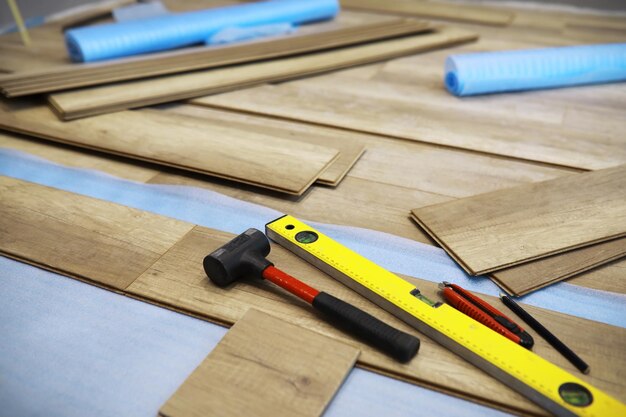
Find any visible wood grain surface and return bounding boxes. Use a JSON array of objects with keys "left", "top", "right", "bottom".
[
  {"left": 0, "top": 43, "right": 68, "bottom": 73},
  {"left": 411, "top": 165, "right": 626, "bottom": 275},
  {"left": 47, "top": 26, "right": 477, "bottom": 119},
  {"left": 159, "top": 308, "right": 359, "bottom": 417},
  {"left": 0, "top": 100, "right": 339, "bottom": 195},
  {"left": 490, "top": 237, "right": 626, "bottom": 296},
  {"left": 0, "top": 131, "right": 160, "bottom": 182},
  {"left": 410, "top": 211, "right": 626, "bottom": 295},
  {"left": 341, "top": 0, "right": 514, "bottom": 26},
  {"left": 156, "top": 105, "right": 365, "bottom": 186},
  {"left": 0, "top": 176, "right": 193, "bottom": 290}
]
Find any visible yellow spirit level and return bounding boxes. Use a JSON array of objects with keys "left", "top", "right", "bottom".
[{"left": 266, "top": 215, "right": 625, "bottom": 417}]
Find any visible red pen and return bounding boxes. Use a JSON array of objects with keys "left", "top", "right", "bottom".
[{"left": 439, "top": 282, "right": 534, "bottom": 349}]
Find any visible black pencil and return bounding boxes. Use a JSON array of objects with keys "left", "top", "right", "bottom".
[{"left": 499, "top": 293, "right": 590, "bottom": 374}]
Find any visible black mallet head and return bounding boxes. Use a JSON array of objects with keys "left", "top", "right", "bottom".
[{"left": 203, "top": 228, "right": 273, "bottom": 287}]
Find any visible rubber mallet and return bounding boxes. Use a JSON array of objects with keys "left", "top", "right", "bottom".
[{"left": 203, "top": 228, "right": 420, "bottom": 362}]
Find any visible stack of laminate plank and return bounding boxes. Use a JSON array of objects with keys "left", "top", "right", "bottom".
[
  {"left": 410, "top": 165, "right": 626, "bottom": 295},
  {"left": 0, "top": 1, "right": 479, "bottom": 196},
  {"left": 0, "top": 18, "right": 433, "bottom": 97},
  {"left": 0, "top": 99, "right": 366, "bottom": 194},
  {"left": 0, "top": 5, "right": 480, "bottom": 121},
  {"left": 45, "top": 25, "right": 476, "bottom": 120}
]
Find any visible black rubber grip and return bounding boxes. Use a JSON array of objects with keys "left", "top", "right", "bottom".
[{"left": 312, "top": 292, "right": 420, "bottom": 362}]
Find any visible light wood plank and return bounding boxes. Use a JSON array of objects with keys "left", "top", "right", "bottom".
[
  {"left": 159, "top": 308, "right": 359, "bottom": 417},
  {"left": 566, "top": 259, "right": 626, "bottom": 294},
  {"left": 341, "top": 0, "right": 514, "bottom": 26},
  {"left": 157, "top": 105, "right": 365, "bottom": 186},
  {"left": 491, "top": 237, "right": 626, "bottom": 296},
  {"left": 195, "top": 74, "right": 626, "bottom": 171},
  {"left": 0, "top": 176, "right": 193, "bottom": 290},
  {"left": 0, "top": 99, "right": 339, "bottom": 195},
  {"left": 411, "top": 165, "right": 626, "bottom": 275},
  {"left": 0, "top": 43, "right": 68, "bottom": 73},
  {"left": 47, "top": 26, "right": 477, "bottom": 119},
  {"left": 0, "top": 131, "right": 160, "bottom": 183}
]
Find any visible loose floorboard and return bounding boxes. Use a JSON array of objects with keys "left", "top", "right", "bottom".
[
  {"left": 490, "top": 237, "right": 626, "bottom": 296},
  {"left": 156, "top": 105, "right": 366, "bottom": 186},
  {"left": 159, "top": 309, "right": 359, "bottom": 417},
  {"left": 0, "top": 176, "right": 193, "bottom": 290},
  {"left": 47, "top": 26, "right": 477, "bottom": 120},
  {"left": 4, "top": 128, "right": 620, "bottom": 295},
  {"left": 0, "top": 99, "right": 339, "bottom": 195},
  {"left": 410, "top": 212, "right": 626, "bottom": 296},
  {"left": 0, "top": 131, "right": 160, "bottom": 182},
  {"left": 410, "top": 165, "right": 626, "bottom": 275},
  {"left": 341, "top": 0, "right": 514, "bottom": 26}
]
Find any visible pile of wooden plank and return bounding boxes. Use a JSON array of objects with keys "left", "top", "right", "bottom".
[
  {"left": 411, "top": 166, "right": 626, "bottom": 295},
  {"left": 0, "top": 1, "right": 477, "bottom": 195},
  {"left": 2, "top": 1, "right": 625, "bottom": 416}
]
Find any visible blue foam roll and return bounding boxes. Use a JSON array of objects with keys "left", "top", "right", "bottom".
[
  {"left": 445, "top": 43, "right": 626, "bottom": 96},
  {"left": 65, "top": 0, "right": 340, "bottom": 62}
]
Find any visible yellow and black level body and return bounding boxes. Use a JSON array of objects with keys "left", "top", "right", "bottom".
[{"left": 266, "top": 215, "right": 625, "bottom": 417}]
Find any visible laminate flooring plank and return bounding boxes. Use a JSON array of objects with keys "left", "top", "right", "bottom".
[
  {"left": 0, "top": 44, "right": 69, "bottom": 73},
  {"left": 194, "top": 74, "right": 626, "bottom": 171},
  {"left": 0, "top": 100, "right": 338, "bottom": 195},
  {"left": 410, "top": 211, "right": 626, "bottom": 295},
  {"left": 47, "top": 26, "right": 478, "bottom": 120},
  {"left": 410, "top": 165, "right": 626, "bottom": 275},
  {"left": 0, "top": 176, "right": 193, "bottom": 290},
  {"left": 159, "top": 309, "right": 359, "bottom": 417},
  {"left": 566, "top": 259, "right": 626, "bottom": 294},
  {"left": 157, "top": 105, "right": 365, "bottom": 186},
  {"left": 341, "top": 0, "right": 514, "bottom": 26},
  {"left": 490, "top": 238, "right": 626, "bottom": 296},
  {"left": 0, "top": 16, "right": 431, "bottom": 97},
  {"left": 0, "top": 131, "right": 160, "bottom": 183}
]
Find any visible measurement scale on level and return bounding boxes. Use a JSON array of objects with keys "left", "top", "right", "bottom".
[{"left": 265, "top": 215, "right": 625, "bottom": 417}]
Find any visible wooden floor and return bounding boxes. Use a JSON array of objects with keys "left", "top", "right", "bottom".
[{"left": 0, "top": 0, "right": 625, "bottom": 415}]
